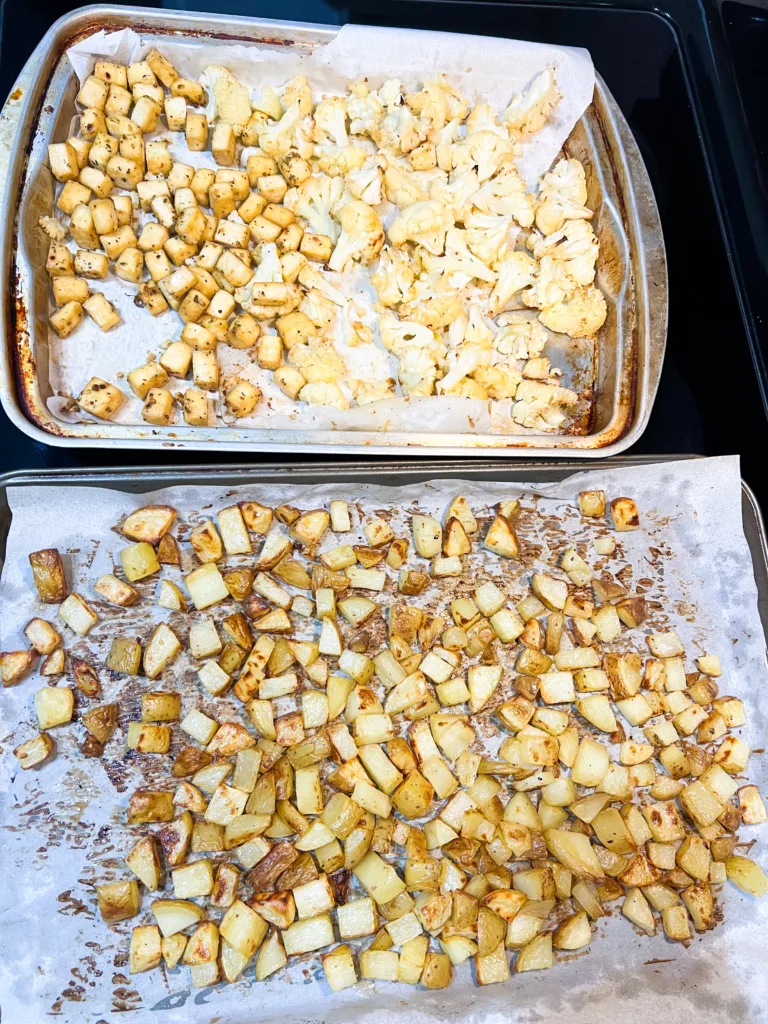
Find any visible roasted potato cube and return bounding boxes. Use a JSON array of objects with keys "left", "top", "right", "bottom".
[
  {"left": 82, "top": 292, "right": 121, "bottom": 331},
  {"left": 106, "top": 637, "right": 142, "bottom": 675},
  {"left": 300, "top": 232, "right": 333, "bottom": 262},
  {"left": 610, "top": 497, "right": 640, "bottom": 531},
  {"left": 274, "top": 366, "right": 306, "bottom": 400},
  {"left": 14, "top": 732, "right": 56, "bottom": 769},
  {"left": 142, "top": 388, "right": 174, "bottom": 426},
  {"left": 143, "top": 623, "right": 182, "bottom": 679},
  {"left": 212, "top": 122, "right": 236, "bottom": 165},
  {"left": 24, "top": 618, "right": 61, "bottom": 655},
  {"left": 49, "top": 301, "right": 84, "bottom": 338},
  {"left": 97, "top": 880, "right": 140, "bottom": 922},
  {"left": 185, "top": 111, "right": 208, "bottom": 151},
  {"left": 48, "top": 141, "right": 79, "bottom": 182},
  {"left": 29, "top": 548, "right": 67, "bottom": 603},
  {"left": 225, "top": 379, "right": 262, "bottom": 418}
]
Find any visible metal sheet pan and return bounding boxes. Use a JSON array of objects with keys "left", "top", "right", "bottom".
[{"left": 0, "top": 6, "right": 667, "bottom": 456}]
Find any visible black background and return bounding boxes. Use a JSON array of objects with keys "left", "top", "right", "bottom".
[{"left": 1, "top": 0, "right": 766, "bottom": 499}]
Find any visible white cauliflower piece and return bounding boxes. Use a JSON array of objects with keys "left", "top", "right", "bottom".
[
  {"left": 345, "top": 161, "right": 384, "bottom": 206},
  {"left": 300, "top": 289, "right": 339, "bottom": 329},
  {"left": 503, "top": 67, "right": 561, "bottom": 136},
  {"left": 398, "top": 347, "right": 443, "bottom": 396},
  {"left": 466, "top": 103, "right": 508, "bottom": 139},
  {"left": 376, "top": 105, "right": 428, "bottom": 155},
  {"left": 429, "top": 168, "right": 478, "bottom": 224},
  {"left": 294, "top": 113, "right": 317, "bottom": 161},
  {"left": 384, "top": 164, "right": 428, "bottom": 208},
  {"left": 511, "top": 379, "right": 577, "bottom": 430},
  {"left": 537, "top": 285, "right": 607, "bottom": 338},
  {"left": 532, "top": 218, "right": 598, "bottom": 286},
  {"left": 297, "top": 264, "right": 347, "bottom": 306},
  {"left": 299, "top": 382, "right": 349, "bottom": 410},
  {"left": 473, "top": 361, "right": 523, "bottom": 400},
  {"left": 471, "top": 166, "right": 535, "bottom": 227},
  {"left": 379, "top": 315, "right": 443, "bottom": 358},
  {"left": 258, "top": 101, "right": 301, "bottom": 158},
  {"left": 454, "top": 130, "right": 516, "bottom": 183},
  {"left": 408, "top": 74, "right": 469, "bottom": 131},
  {"left": 284, "top": 174, "right": 346, "bottom": 242},
  {"left": 465, "top": 210, "right": 514, "bottom": 265},
  {"left": 465, "top": 302, "right": 496, "bottom": 347},
  {"left": 347, "top": 84, "right": 384, "bottom": 136},
  {"left": 421, "top": 227, "right": 497, "bottom": 284},
  {"left": 535, "top": 157, "right": 592, "bottom": 234},
  {"left": 203, "top": 66, "right": 251, "bottom": 127},
  {"left": 523, "top": 356, "right": 553, "bottom": 379},
  {"left": 351, "top": 378, "right": 397, "bottom": 405},
  {"left": 430, "top": 118, "right": 464, "bottom": 171},
  {"left": 370, "top": 247, "right": 417, "bottom": 307},
  {"left": 488, "top": 251, "right": 539, "bottom": 315},
  {"left": 437, "top": 343, "right": 493, "bottom": 394},
  {"left": 388, "top": 200, "right": 452, "bottom": 255},
  {"left": 445, "top": 378, "right": 490, "bottom": 400},
  {"left": 313, "top": 96, "right": 349, "bottom": 147},
  {"left": 252, "top": 86, "right": 283, "bottom": 121},
  {"left": 494, "top": 314, "right": 549, "bottom": 359},
  {"left": 377, "top": 79, "right": 405, "bottom": 111},
  {"left": 39, "top": 216, "right": 67, "bottom": 241},
  {"left": 314, "top": 144, "right": 368, "bottom": 176},
  {"left": 289, "top": 340, "right": 346, "bottom": 383},
  {"left": 254, "top": 243, "right": 283, "bottom": 283},
  {"left": 398, "top": 289, "right": 463, "bottom": 331},
  {"left": 328, "top": 200, "right": 385, "bottom": 272},
  {"left": 281, "top": 75, "right": 313, "bottom": 117},
  {"left": 522, "top": 255, "right": 576, "bottom": 310}
]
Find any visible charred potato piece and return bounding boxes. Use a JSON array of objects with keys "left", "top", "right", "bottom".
[{"left": 29, "top": 548, "right": 67, "bottom": 603}]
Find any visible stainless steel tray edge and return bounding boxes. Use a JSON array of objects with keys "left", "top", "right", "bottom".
[{"left": 0, "top": 5, "right": 667, "bottom": 457}]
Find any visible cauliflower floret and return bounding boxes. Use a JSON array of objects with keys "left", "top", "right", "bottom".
[
  {"left": 351, "top": 378, "right": 397, "bottom": 405},
  {"left": 465, "top": 302, "right": 496, "bottom": 347},
  {"left": 388, "top": 200, "right": 452, "bottom": 255},
  {"left": 430, "top": 118, "right": 464, "bottom": 172},
  {"left": 252, "top": 86, "right": 283, "bottom": 121},
  {"left": 377, "top": 79, "right": 405, "bottom": 112},
  {"left": 294, "top": 113, "right": 317, "bottom": 161},
  {"left": 537, "top": 285, "right": 607, "bottom": 338},
  {"left": 511, "top": 379, "right": 577, "bottom": 430},
  {"left": 437, "top": 343, "right": 493, "bottom": 394},
  {"left": 408, "top": 74, "right": 469, "bottom": 132},
  {"left": 420, "top": 227, "right": 497, "bottom": 284},
  {"left": 300, "top": 289, "right": 340, "bottom": 329},
  {"left": 465, "top": 210, "right": 514, "bottom": 265},
  {"left": 466, "top": 103, "right": 508, "bottom": 140},
  {"left": 398, "top": 347, "right": 443, "bottom": 396},
  {"left": 375, "top": 106, "right": 428, "bottom": 155},
  {"left": 299, "top": 382, "right": 349, "bottom": 410},
  {"left": 473, "top": 362, "right": 523, "bottom": 400},
  {"left": 254, "top": 243, "right": 284, "bottom": 283},
  {"left": 241, "top": 285, "right": 303, "bottom": 321},
  {"left": 258, "top": 101, "right": 301, "bottom": 158},
  {"left": 347, "top": 84, "right": 384, "bottom": 136},
  {"left": 371, "top": 247, "right": 417, "bottom": 307},
  {"left": 328, "top": 200, "right": 385, "bottom": 272},
  {"left": 454, "top": 130, "right": 516, "bottom": 183},
  {"left": 384, "top": 164, "right": 428, "bottom": 208},
  {"left": 345, "top": 161, "right": 384, "bottom": 206},
  {"left": 523, "top": 356, "right": 553, "bottom": 379},
  {"left": 399, "top": 290, "right": 463, "bottom": 331},
  {"left": 503, "top": 67, "right": 561, "bottom": 136},
  {"left": 429, "top": 168, "right": 479, "bottom": 224},
  {"left": 203, "top": 66, "right": 252, "bottom": 127},
  {"left": 281, "top": 75, "right": 313, "bottom": 117},
  {"left": 288, "top": 340, "right": 346, "bottom": 383},
  {"left": 535, "top": 157, "right": 592, "bottom": 234},
  {"left": 379, "top": 315, "right": 443, "bottom": 358},
  {"left": 315, "top": 144, "right": 368, "bottom": 177},
  {"left": 532, "top": 219, "right": 598, "bottom": 286},
  {"left": 284, "top": 174, "right": 346, "bottom": 242},
  {"left": 494, "top": 314, "right": 549, "bottom": 359},
  {"left": 471, "top": 166, "right": 535, "bottom": 227},
  {"left": 39, "top": 216, "right": 67, "bottom": 241},
  {"left": 297, "top": 265, "right": 347, "bottom": 306},
  {"left": 313, "top": 96, "right": 349, "bottom": 147},
  {"left": 522, "top": 255, "right": 576, "bottom": 310},
  {"left": 445, "top": 377, "right": 489, "bottom": 400},
  {"left": 488, "top": 251, "right": 539, "bottom": 315}
]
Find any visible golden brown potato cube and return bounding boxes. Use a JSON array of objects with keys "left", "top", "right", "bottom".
[
  {"left": 300, "top": 233, "right": 333, "bottom": 262},
  {"left": 271, "top": 366, "right": 305, "bottom": 401},
  {"left": 261, "top": 204, "right": 293, "bottom": 231},
  {"left": 79, "top": 165, "right": 113, "bottom": 198},
  {"left": 183, "top": 388, "right": 210, "bottom": 426},
  {"left": 175, "top": 206, "right": 207, "bottom": 246},
  {"left": 48, "top": 141, "right": 80, "bottom": 182},
  {"left": 255, "top": 333, "right": 282, "bottom": 370},
  {"left": 279, "top": 151, "right": 311, "bottom": 187},
  {"left": 113, "top": 246, "right": 142, "bottom": 284},
  {"left": 57, "top": 179, "right": 91, "bottom": 215},
  {"left": 179, "top": 289, "right": 210, "bottom": 324},
  {"left": 127, "top": 60, "right": 156, "bottom": 89},
  {"left": 138, "top": 281, "right": 168, "bottom": 316},
  {"left": 97, "top": 880, "right": 140, "bottom": 922},
  {"left": 237, "top": 191, "right": 266, "bottom": 224},
  {"left": 49, "top": 300, "right": 84, "bottom": 338},
  {"left": 72, "top": 249, "right": 107, "bottom": 280},
  {"left": 14, "top": 732, "right": 56, "bottom": 769},
  {"left": 158, "top": 342, "right": 192, "bottom": 380},
  {"left": 225, "top": 379, "right": 262, "bottom": 418},
  {"left": 1, "top": 649, "right": 37, "bottom": 687},
  {"left": 578, "top": 490, "right": 606, "bottom": 517},
  {"left": 249, "top": 215, "right": 282, "bottom": 244},
  {"left": 278, "top": 222, "right": 304, "bottom": 253},
  {"left": 24, "top": 617, "right": 61, "bottom": 655},
  {"left": 275, "top": 310, "right": 316, "bottom": 349},
  {"left": 224, "top": 313, "right": 258, "bottom": 351},
  {"left": 83, "top": 703, "right": 119, "bottom": 744},
  {"left": 217, "top": 249, "right": 253, "bottom": 287},
  {"left": 213, "top": 219, "right": 249, "bottom": 248},
  {"left": 69, "top": 205, "right": 99, "bottom": 249},
  {"left": 145, "top": 47, "right": 178, "bottom": 87},
  {"left": 185, "top": 111, "right": 208, "bottom": 152},
  {"left": 52, "top": 276, "right": 89, "bottom": 307},
  {"left": 47, "top": 241, "right": 75, "bottom": 277},
  {"left": 128, "top": 790, "right": 175, "bottom": 824},
  {"left": 77, "top": 377, "right": 125, "bottom": 419},
  {"left": 130, "top": 96, "right": 161, "bottom": 133},
  {"left": 107, "top": 637, "right": 142, "bottom": 675},
  {"left": 142, "top": 388, "right": 174, "bottom": 426},
  {"left": 105, "top": 153, "right": 142, "bottom": 190},
  {"left": 88, "top": 131, "right": 118, "bottom": 170},
  {"left": 127, "top": 361, "right": 168, "bottom": 400},
  {"left": 163, "top": 94, "right": 186, "bottom": 131},
  {"left": 211, "top": 122, "right": 236, "bottom": 165},
  {"left": 171, "top": 78, "right": 207, "bottom": 104},
  {"left": 142, "top": 691, "right": 181, "bottom": 723},
  {"left": 129, "top": 925, "right": 162, "bottom": 975},
  {"left": 89, "top": 197, "right": 118, "bottom": 236},
  {"left": 208, "top": 181, "right": 235, "bottom": 218},
  {"left": 192, "top": 350, "right": 219, "bottom": 391},
  {"left": 610, "top": 497, "right": 640, "bottom": 531},
  {"left": 77, "top": 74, "right": 109, "bottom": 110},
  {"left": 95, "top": 61, "right": 128, "bottom": 88},
  {"left": 114, "top": 197, "right": 135, "bottom": 231},
  {"left": 127, "top": 722, "right": 171, "bottom": 754},
  {"left": 256, "top": 174, "right": 288, "bottom": 204},
  {"left": 28, "top": 548, "right": 67, "bottom": 603},
  {"left": 81, "top": 107, "right": 108, "bottom": 139},
  {"left": 138, "top": 221, "right": 168, "bottom": 252}
]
